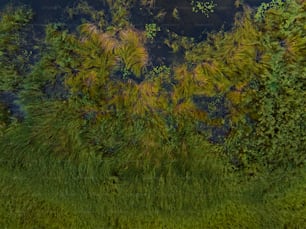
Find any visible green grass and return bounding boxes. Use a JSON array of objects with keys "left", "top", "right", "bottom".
[{"left": 0, "top": 124, "right": 305, "bottom": 228}]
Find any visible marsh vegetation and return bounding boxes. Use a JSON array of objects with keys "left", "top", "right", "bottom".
[{"left": 0, "top": 0, "right": 305, "bottom": 228}]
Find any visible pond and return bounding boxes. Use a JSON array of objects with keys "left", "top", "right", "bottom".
[
  {"left": 1, "top": 0, "right": 270, "bottom": 38},
  {"left": 0, "top": 0, "right": 270, "bottom": 140}
]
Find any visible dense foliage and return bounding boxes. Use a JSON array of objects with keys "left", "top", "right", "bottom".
[{"left": 0, "top": 0, "right": 305, "bottom": 228}]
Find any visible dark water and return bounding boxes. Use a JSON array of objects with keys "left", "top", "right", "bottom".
[
  {"left": 0, "top": 0, "right": 270, "bottom": 37},
  {"left": 0, "top": 0, "right": 73, "bottom": 22},
  {"left": 153, "top": 0, "right": 270, "bottom": 37},
  {"left": 0, "top": 0, "right": 270, "bottom": 72}
]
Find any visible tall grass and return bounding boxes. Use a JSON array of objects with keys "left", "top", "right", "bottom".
[{"left": 1, "top": 120, "right": 305, "bottom": 228}]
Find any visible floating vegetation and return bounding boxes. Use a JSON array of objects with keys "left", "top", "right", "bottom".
[{"left": 191, "top": 0, "right": 217, "bottom": 17}]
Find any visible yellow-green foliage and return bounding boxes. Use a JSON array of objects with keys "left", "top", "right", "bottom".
[
  {"left": 225, "top": 0, "right": 306, "bottom": 171},
  {"left": 0, "top": 6, "right": 32, "bottom": 133},
  {"left": 65, "top": 23, "right": 149, "bottom": 104},
  {"left": 106, "top": 0, "right": 137, "bottom": 28},
  {"left": 116, "top": 29, "right": 149, "bottom": 77},
  {"left": 24, "top": 21, "right": 149, "bottom": 117},
  {"left": 0, "top": 5, "right": 33, "bottom": 91},
  {"left": 182, "top": 8, "right": 266, "bottom": 125},
  {"left": 66, "top": 0, "right": 108, "bottom": 30}
]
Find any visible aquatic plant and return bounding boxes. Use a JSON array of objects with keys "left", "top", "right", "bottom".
[
  {"left": 20, "top": 18, "right": 157, "bottom": 161},
  {"left": 0, "top": 5, "right": 33, "bottom": 133},
  {"left": 140, "top": 0, "right": 155, "bottom": 8},
  {"left": 191, "top": 0, "right": 216, "bottom": 17},
  {"left": 65, "top": 0, "right": 107, "bottom": 30},
  {"left": 145, "top": 23, "right": 160, "bottom": 41},
  {"left": 116, "top": 29, "right": 149, "bottom": 77},
  {"left": 0, "top": 5, "right": 33, "bottom": 92},
  {"left": 225, "top": 0, "right": 306, "bottom": 172},
  {"left": 254, "top": 0, "right": 285, "bottom": 22},
  {"left": 171, "top": 8, "right": 261, "bottom": 130},
  {"left": 106, "top": 0, "right": 136, "bottom": 29}
]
